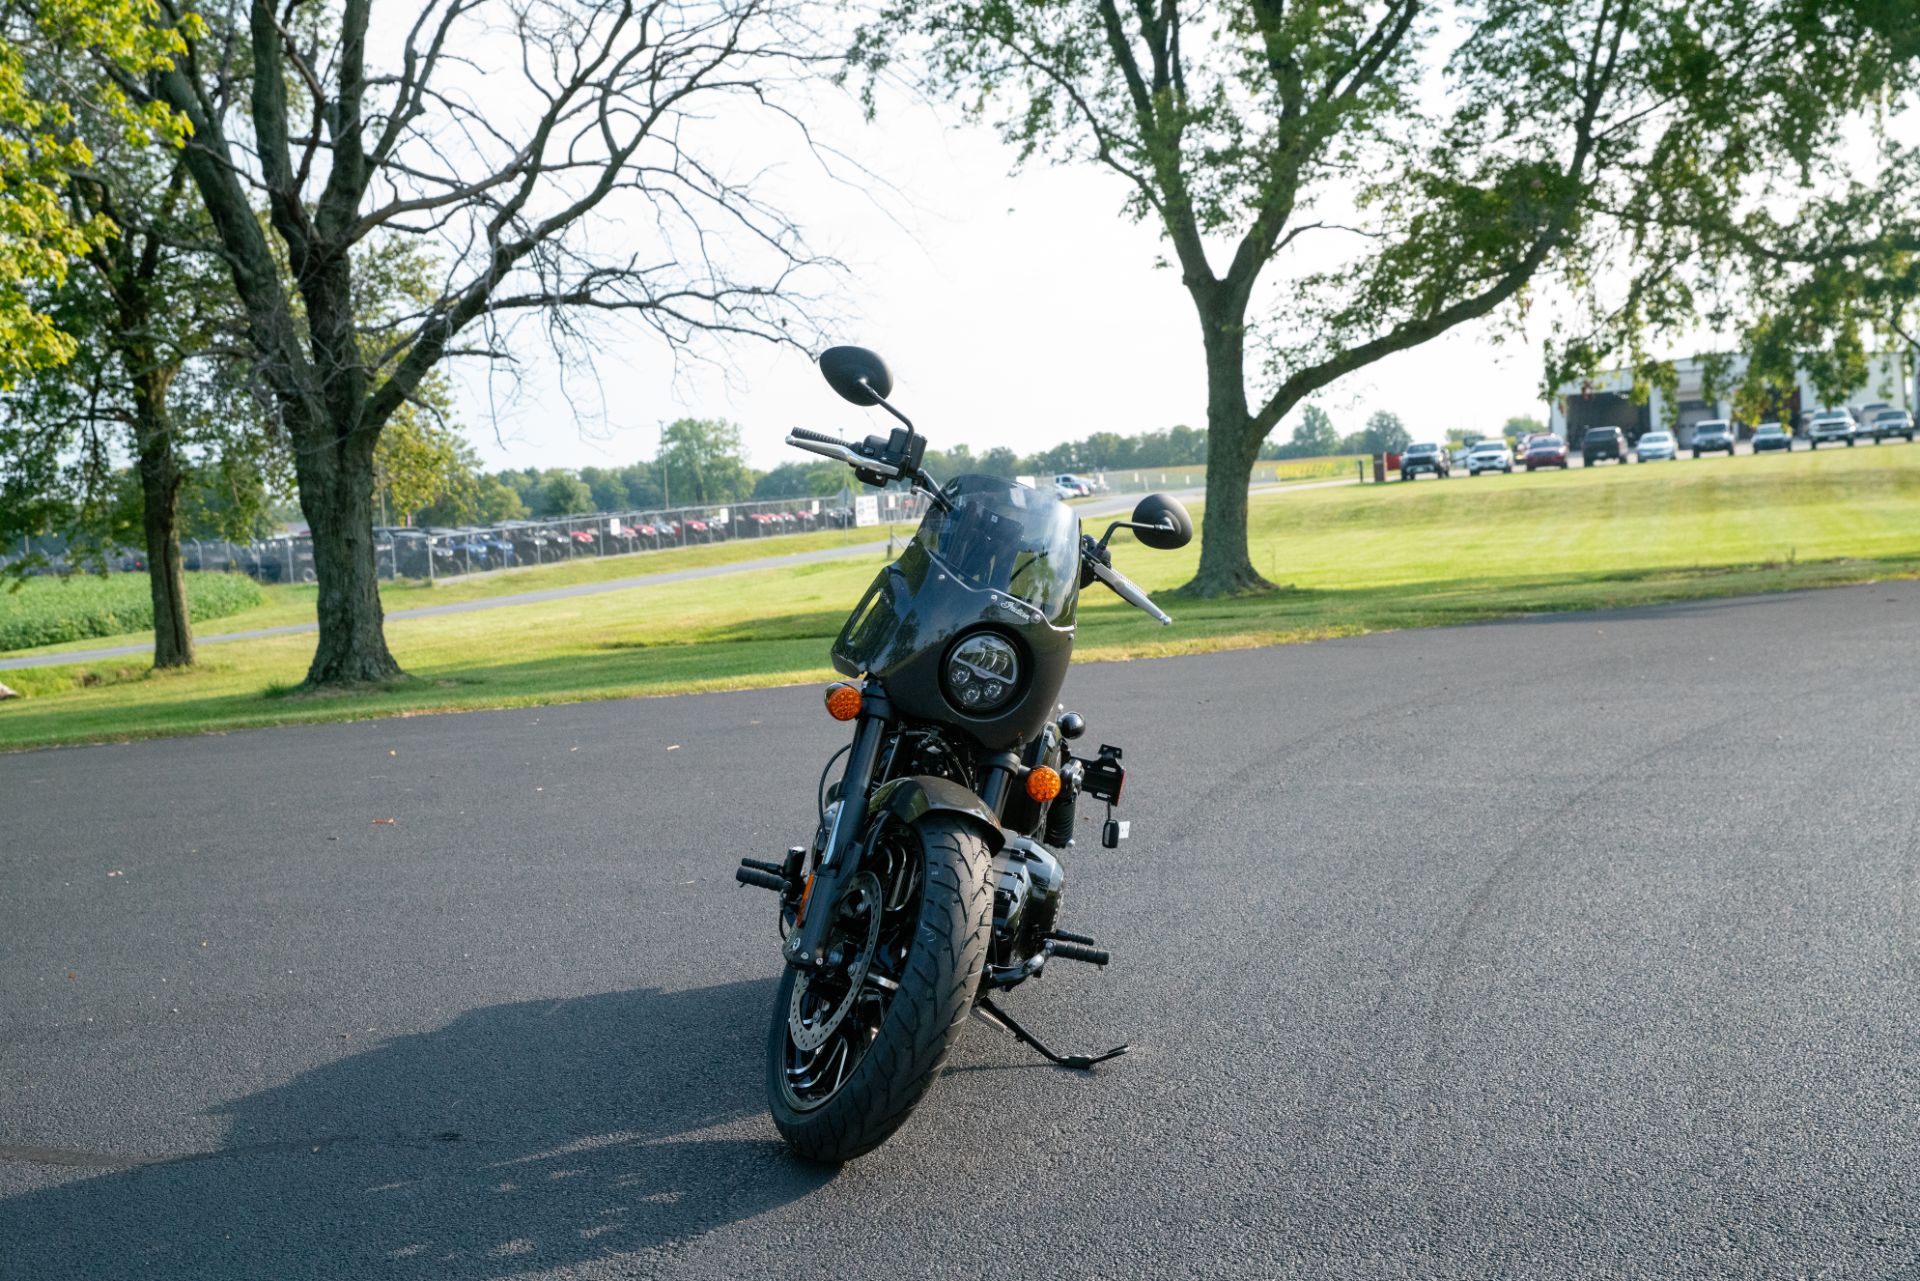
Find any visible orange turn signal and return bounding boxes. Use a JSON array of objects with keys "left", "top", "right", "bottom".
[
  {"left": 824, "top": 683, "right": 861, "bottom": 721},
  {"left": 1026, "top": 765, "right": 1062, "bottom": 802}
]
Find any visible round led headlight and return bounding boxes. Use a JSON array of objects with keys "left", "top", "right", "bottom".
[{"left": 943, "top": 633, "right": 1020, "bottom": 715}]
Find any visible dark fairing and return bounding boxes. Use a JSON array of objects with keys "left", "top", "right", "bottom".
[{"left": 833, "top": 475, "right": 1078, "bottom": 750}]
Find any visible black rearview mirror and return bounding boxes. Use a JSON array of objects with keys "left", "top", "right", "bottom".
[
  {"left": 819, "top": 346, "right": 894, "bottom": 406},
  {"left": 1129, "top": 493, "right": 1193, "bottom": 550}
]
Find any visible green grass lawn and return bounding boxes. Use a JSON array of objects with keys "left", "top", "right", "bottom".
[{"left": 4, "top": 445, "right": 1916, "bottom": 750}]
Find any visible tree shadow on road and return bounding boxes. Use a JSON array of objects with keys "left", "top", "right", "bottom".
[{"left": 0, "top": 979, "right": 831, "bottom": 1279}]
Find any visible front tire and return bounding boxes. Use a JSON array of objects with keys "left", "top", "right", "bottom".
[{"left": 767, "top": 815, "right": 993, "bottom": 1163}]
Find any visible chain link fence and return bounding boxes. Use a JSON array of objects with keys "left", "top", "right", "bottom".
[{"left": 2, "top": 490, "right": 931, "bottom": 584}]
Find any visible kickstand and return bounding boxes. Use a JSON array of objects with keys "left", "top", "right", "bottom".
[{"left": 975, "top": 996, "right": 1128, "bottom": 1071}]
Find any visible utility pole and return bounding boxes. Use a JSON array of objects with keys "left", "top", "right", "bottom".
[{"left": 657, "top": 418, "right": 670, "bottom": 510}]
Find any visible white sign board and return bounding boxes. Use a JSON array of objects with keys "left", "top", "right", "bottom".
[
  {"left": 608, "top": 518, "right": 622, "bottom": 535},
  {"left": 854, "top": 495, "right": 881, "bottom": 527}
]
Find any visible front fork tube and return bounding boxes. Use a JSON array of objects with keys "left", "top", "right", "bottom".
[
  {"left": 977, "top": 750, "right": 1022, "bottom": 814},
  {"left": 784, "top": 690, "right": 891, "bottom": 969}
]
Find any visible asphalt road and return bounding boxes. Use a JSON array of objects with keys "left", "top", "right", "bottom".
[
  {"left": 3, "top": 582, "right": 1916, "bottom": 1279},
  {"left": 0, "top": 479, "right": 1351, "bottom": 672}
]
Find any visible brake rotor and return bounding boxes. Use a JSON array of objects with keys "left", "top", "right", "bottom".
[{"left": 787, "top": 872, "right": 884, "bottom": 1052}]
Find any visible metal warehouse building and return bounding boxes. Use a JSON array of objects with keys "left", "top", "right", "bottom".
[{"left": 1547, "top": 350, "right": 1919, "bottom": 448}]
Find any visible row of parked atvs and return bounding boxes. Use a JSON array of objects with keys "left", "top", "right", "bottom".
[
  {"left": 140, "top": 505, "right": 857, "bottom": 584},
  {"left": 371, "top": 507, "right": 854, "bottom": 576}
]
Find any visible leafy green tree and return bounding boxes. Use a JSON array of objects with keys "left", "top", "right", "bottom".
[
  {"left": 373, "top": 412, "right": 464, "bottom": 527},
  {"left": 615, "top": 464, "right": 664, "bottom": 510},
  {"left": 471, "top": 478, "right": 528, "bottom": 525},
  {"left": 0, "top": 4, "right": 238, "bottom": 666},
  {"left": 659, "top": 418, "right": 753, "bottom": 505},
  {"left": 577, "top": 467, "right": 629, "bottom": 515},
  {"left": 977, "top": 446, "right": 1021, "bottom": 477},
  {"left": 414, "top": 472, "right": 526, "bottom": 528},
  {"left": 0, "top": 0, "right": 194, "bottom": 385},
  {"left": 855, "top": 1, "right": 1912, "bottom": 595},
  {"left": 1291, "top": 405, "right": 1339, "bottom": 458},
  {"left": 754, "top": 460, "right": 846, "bottom": 499},
  {"left": 538, "top": 472, "right": 595, "bottom": 517},
  {"left": 123, "top": 0, "right": 830, "bottom": 687},
  {"left": 1360, "top": 411, "right": 1411, "bottom": 455},
  {"left": 1537, "top": 4, "right": 1916, "bottom": 418}
]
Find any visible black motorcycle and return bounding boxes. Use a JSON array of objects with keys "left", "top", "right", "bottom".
[{"left": 735, "top": 346, "right": 1192, "bottom": 1163}]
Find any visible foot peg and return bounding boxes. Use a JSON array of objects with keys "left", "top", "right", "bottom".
[
  {"left": 976, "top": 996, "right": 1126, "bottom": 1071},
  {"left": 735, "top": 865, "right": 788, "bottom": 892},
  {"left": 736, "top": 847, "right": 805, "bottom": 894},
  {"left": 725, "top": 852, "right": 802, "bottom": 891}
]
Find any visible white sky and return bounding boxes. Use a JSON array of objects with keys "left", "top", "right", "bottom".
[{"left": 447, "top": 88, "right": 1555, "bottom": 474}]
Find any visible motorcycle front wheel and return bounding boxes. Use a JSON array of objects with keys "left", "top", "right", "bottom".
[{"left": 766, "top": 814, "right": 992, "bottom": 1163}]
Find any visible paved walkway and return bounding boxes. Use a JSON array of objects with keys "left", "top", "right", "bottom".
[{"left": 0, "top": 478, "right": 1354, "bottom": 670}]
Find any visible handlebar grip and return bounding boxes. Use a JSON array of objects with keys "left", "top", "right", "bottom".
[{"left": 789, "top": 426, "right": 844, "bottom": 446}]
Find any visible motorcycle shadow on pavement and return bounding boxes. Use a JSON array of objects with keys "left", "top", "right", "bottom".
[{"left": 0, "top": 977, "right": 832, "bottom": 1280}]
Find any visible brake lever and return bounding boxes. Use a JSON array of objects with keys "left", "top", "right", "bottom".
[
  {"left": 784, "top": 430, "right": 901, "bottom": 478},
  {"left": 1087, "top": 558, "right": 1172, "bottom": 625}
]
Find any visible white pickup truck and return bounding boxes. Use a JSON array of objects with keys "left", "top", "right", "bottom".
[{"left": 1805, "top": 411, "right": 1856, "bottom": 449}]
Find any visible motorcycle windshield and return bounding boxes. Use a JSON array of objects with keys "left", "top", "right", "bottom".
[
  {"left": 834, "top": 475, "right": 1079, "bottom": 677},
  {"left": 914, "top": 475, "right": 1080, "bottom": 622}
]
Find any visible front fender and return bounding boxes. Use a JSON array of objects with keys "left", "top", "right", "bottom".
[{"left": 866, "top": 776, "right": 1006, "bottom": 853}]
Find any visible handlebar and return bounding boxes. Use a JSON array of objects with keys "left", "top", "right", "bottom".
[
  {"left": 784, "top": 429, "right": 901, "bottom": 478},
  {"left": 1087, "top": 558, "right": 1172, "bottom": 626}
]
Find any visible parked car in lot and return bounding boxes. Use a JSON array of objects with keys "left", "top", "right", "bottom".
[
  {"left": 1690, "top": 419, "right": 1737, "bottom": 457},
  {"left": 1806, "top": 410, "right": 1856, "bottom": 449},
  {"left": 1053, "top": 474, "right": 1093, "bottom": 497},
  {"left": 1867, "top": 408, "right": 1914, "bottom": 442},
  {"left": 1750, "top": 422, "right": 1792, "bottom": 454},
  {"left": 1465, "top": 439, "right": 1513, "bottom": 474},
  {"left": 1634, "top": 429, "right": 1677, "bottom": 461},
  {"left": 1399, "top": 441, "right": 1451, "bottom": 480},
  {"left": 1523, "top": 434, "right": 1569, "bottom": 470},
  {"left": 1581, "top": 425, "right": 1630, "bottom": 465}
]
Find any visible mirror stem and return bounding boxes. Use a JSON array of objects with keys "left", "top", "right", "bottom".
[
  {"left": 1098, "top": 518, "right": 1176, "bottom": 550},
  {"left": 860, "top": 380, "right": 916, "bottom": 433}
]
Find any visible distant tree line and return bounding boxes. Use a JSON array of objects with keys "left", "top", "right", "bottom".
[
  {"left": 396, "top": 406, "right": 1538, "bottom": 523},
  {"left": 22, "top": 400, "right": 1541, "bottom": 552}
]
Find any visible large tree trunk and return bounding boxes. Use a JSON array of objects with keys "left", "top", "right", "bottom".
[
  {"left": 295, "top": 426, "right": 401, "bottom": 687},
  {"left": 117, "top": 279, "right": 194, "bottom": 667},
  {"left": 1182, "top": 297, "right": 1275, "bottom": 597},
  {"left": 132, "top": 395, "right": 194, "bottom": 668}
]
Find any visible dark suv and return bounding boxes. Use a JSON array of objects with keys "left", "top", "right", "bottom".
[
  {"left": 1582, "top": 426, "right": 1629, "bottom": 466},
  {"left": 1399, "top": 442, "right": 1450, "bottom": 480},
  {"left": 1870, "top": 408, "right": 1914, "bottom": 442}
]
